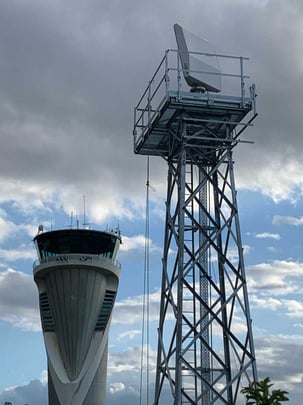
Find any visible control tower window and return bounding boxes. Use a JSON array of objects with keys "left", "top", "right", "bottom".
[{"left": 34, "top": 230, "right": 120, "bottom": 261}]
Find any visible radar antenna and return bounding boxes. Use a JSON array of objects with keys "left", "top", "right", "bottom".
[{"left": 174, "top": 23, "right": 222, "bottom": 93}]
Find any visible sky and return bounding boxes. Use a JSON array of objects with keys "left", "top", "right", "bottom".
[{"left": 0, "top": 0, "right": 303, "bottom": 403}]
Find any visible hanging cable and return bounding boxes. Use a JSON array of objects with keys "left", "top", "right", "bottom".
[{"left": 139, "top": 156, "right": 151, "bottom": 405}]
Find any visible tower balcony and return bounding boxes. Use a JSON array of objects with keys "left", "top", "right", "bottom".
[{"left": 133, "top": 49, "right": 257, "bottom": 159}]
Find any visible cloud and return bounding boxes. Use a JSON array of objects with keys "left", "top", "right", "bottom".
[
  {"left": 239, "top": 161, "right": 303, "bottom": 204},
  {"left": 108, "top": 344, "right": 157, "bottom": 387},
  {"left": 255, "top": 336, "right": 303, "bottom": 402},
  {"left": 0, "top": 216, "right": 18, "bottom": 242},
  {"left": 120, "top": 234, "right": 153, "bottom": 252},
  {"left": 0, "top": 0, "right": 301, "bottom": 225},
  {"left": 251, "top": 295, "right": 303, "bottom": 319},
  {"left": 0, "top": 247, "right": 36, "bottom": 262},
  {"left": 113, "top": 289, "right": 161, "bottom": 325},
  {"left": 0, "top": 0, "right": 152, "bottom": 221},
  {"left": 0, "top": 378, "right": 47, "bottom": 405},
  {"left": 282, "top": 299, "right": 303, "bottom": 318},
  {"left": 273, "top": 215, "right": 303, "bottom": 226},
  {"left": 255, "top": 232, "right": 280, "bottom": 240},
  {"left": 0, "top": 210, "right": 43, "bottom": 259},
  {"left": 266, "top": 246, "right": 278, "bottom": 253},
  {"left": 117, "top": 329, "right": 141, "bottom": 341},
  {"left": 109, "top": 382, "right": 126, "bottom": 394},
  {"left": 0, "top": 268, "right": 40, "bottom": 331},
  {"left": 250, "top": 295, "right": 282, "bottom": 311},
  {"left": 119, "top": 234, "right": 162, "bottom": 262},
  {"left": 247, "top": 260, "right": 303, "bottom": 295}
]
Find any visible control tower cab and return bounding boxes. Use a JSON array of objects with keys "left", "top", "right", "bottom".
[{"left": 33, "top": 229, "right": 121, "bottom": 405}]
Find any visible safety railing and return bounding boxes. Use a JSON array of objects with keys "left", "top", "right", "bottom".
[{"left": 133, "top": 49, "right": 256, "bottom": 150}]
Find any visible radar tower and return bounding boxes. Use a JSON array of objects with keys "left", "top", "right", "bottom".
[{"left": 133, "top": 24, "right": 258, "bottom": 405}]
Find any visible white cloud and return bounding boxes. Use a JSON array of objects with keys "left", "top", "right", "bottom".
[
  {"left": 0, "top": 247, "right": 36, "bottom": 262},
  {"left": 251, "top": 295, "right": 303, "bottom": 318},
  {"left": 39, "top": 370, "right": 48, "bottom": 385},
  {"left": 109, "top": 382, "right": 125, "bottom": 394},
  {"left": 0, "top": 216, "right": 18, "bottom": 242},
  {"left": 255, "top": 232, "right": 280, "bottom": 240},
  {"left": 247, "top": 260, "right": 303, "bottom": 295},
  {"left": 0, "top": 210, "right": 45, "bottom": 251},
  {"left": 0, "top": 179, "right": 56, "bottom": 215},
  {"left": 117, "top": 329, "right": 141, "bottom": 342},
  {"left": 273, "top": 215, "right": 303, "bottom": 226},
  {"left": 108, "top": 344, "right": 157, "bottom": 376},
  {"left": 282, "top": 299, "right": 303, "bottom": 318},
  {"left": 240, "top": 161, "right": 303, "bottom": 204},
  {"left": 119, "top": 234, "right": 162, "bottom": 256},
  {"left": 250, "top": 295, "right": 282, "bottom": 311},
  {"left": 120, "top": 235, "right": 146, "bottom": 252},
  {"left": 266, "top": 246, "right": 278, "bottom": 253},
  {"left": 113, "top": 289, "right": 161, "bottom": 325},
  {"left": 108, "top": 346, "right": 143, "bottom": 375}
]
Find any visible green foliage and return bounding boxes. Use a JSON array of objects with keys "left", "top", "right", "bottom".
[{"left": 241, "top": 377, "right": 289, "bottom": 404}]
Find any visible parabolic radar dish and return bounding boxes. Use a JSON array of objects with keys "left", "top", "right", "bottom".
[{"left": 174, "top": 23, "right": 222, "bottom": 93}]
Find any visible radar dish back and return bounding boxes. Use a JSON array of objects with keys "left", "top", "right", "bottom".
[{"left": 174, "top": 24, "right": 222, "bottom": 93}]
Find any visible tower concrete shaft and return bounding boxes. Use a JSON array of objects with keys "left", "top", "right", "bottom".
[
  {"left": 33, "top": 229, "right": 121, "bottom": 405},
  {"left": 133, "top": 49, "right": 257, "bottom": 404}
]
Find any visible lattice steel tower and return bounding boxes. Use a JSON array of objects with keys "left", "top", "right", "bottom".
[{"left": 133, "top": 25, "right": 258, "bottom": 405}]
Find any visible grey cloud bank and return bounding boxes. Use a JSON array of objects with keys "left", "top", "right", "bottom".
[{"left": 0, "top": 0, "right": 302, "bottom": 220}]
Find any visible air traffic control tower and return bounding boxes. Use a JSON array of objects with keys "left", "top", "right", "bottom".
[
  {"left": 33, "top": 228, "right": 121, "bottom": 405},
  {"left": 133, "top": 25, "right": 258, "bottom": 404}
]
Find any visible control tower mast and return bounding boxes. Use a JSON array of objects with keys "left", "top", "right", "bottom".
[{"left": 133, "top": 25, "right": 257, "bottom": 404}]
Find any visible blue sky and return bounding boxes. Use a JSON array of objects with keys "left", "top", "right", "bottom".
[{"left": 1, "top": 0, "right": 303, "bottom": 404}]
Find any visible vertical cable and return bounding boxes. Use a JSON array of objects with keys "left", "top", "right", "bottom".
[
  {"left": 145, "top": 156, "right": 150, "bottom": 405},
  {"left": 139, "top": 156, "right": 150, "bottom": 405}
]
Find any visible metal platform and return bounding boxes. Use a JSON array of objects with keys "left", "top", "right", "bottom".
[{"left": 133, "top": 50, "right": 257, "bottom": 159}]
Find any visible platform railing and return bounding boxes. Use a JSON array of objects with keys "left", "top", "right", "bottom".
[{"left": 133, "top": 49, "right": 254, "bottom": 150}]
